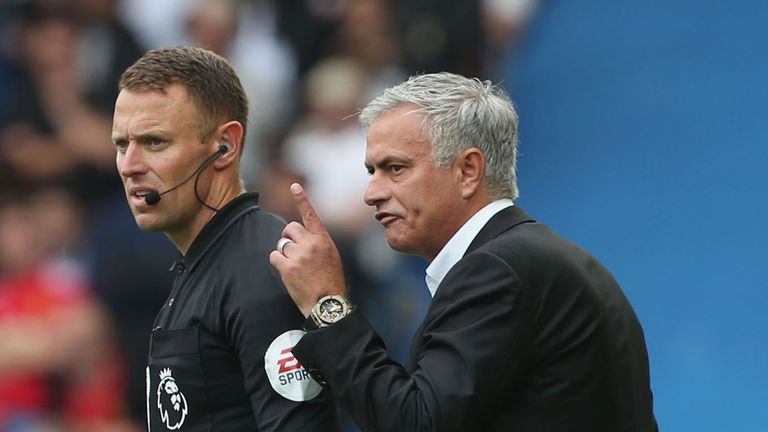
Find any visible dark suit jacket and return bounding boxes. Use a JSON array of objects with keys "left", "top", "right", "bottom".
[{"left": 294, "top": 206, "right": 657, "bottom": 431}]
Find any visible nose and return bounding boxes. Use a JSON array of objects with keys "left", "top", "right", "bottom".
[
  {"left": 117, "top": 144, "right": 148, "bottom": 179},
  {"left": 364, "top": 174, "right": 389, "bottom": 207}
]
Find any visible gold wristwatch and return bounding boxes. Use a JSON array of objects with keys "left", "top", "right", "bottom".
[{"left": 304, "top": 295, "right": 354, "bottom": 331}]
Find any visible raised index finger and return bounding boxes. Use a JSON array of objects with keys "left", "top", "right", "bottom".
[{"left": 290, "top": 183, "right": 328, "bottom": 234}]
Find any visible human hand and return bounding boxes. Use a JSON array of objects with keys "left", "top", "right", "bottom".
[{"left": 269, "top": 183, "right": 347, "bottom": 317}]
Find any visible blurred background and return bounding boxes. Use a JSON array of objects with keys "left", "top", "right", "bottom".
[{"left": 0, "top": 0, "right": 765, "bottom": 430}]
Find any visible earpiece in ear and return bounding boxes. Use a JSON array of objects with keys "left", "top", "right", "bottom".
[{"left": 218, "top": 143, "right": 230, "bottom": 155}]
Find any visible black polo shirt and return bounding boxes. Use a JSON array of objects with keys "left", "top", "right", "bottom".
[{"left": 146, "top": 192, "right": 338, "bottom": 431}]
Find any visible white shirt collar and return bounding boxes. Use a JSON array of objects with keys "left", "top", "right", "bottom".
[{"left": 425, "top": 199, "right": 514, "bottom": 297}]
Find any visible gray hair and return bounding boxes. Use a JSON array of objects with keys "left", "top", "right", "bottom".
[{"left": 360, "top": 72, "right": 519, "bottom": 200}]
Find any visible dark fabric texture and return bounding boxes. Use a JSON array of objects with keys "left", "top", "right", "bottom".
[
  {"left": 147, "top": 193, "right": 339, "bottom": 431},
  {"left": 295, "top": 206, "right": 657, "bottom": 432}
]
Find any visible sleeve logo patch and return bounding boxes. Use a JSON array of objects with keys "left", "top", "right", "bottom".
[{"left": 264, "top": 330, "right": 322, "bottom": 401}]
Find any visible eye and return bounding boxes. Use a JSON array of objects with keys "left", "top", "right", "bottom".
[
  {"left": 114, "top": 140, "right": 128, "bottom": 154},
  {"left": 144, "top": 136, "right": 169, "bottom": 150},
  {"left": 147, "top": 138, "right": 165, "bottom": 147},
  {"left": 389, "top": 164, "right": 405, "bottom": 174}
]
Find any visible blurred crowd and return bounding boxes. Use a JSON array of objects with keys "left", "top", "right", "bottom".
[{"left": 0, "top": 0, "right": 536, "bottom": 430}]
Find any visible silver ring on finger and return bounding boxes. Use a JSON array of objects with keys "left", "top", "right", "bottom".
[{"left": 277, "top": 238, "right": 294, "bottom": 254}]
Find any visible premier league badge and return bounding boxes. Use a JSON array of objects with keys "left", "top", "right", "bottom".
[{"left": 157, "top": 368, "right": 188, "bottom": 430}]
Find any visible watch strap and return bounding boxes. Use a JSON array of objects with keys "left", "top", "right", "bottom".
[
  {"left": 303, "top": 311, "right": 324, "bottom": 331},
  {"left": 303, "top": 295, "right": 353, "bottom": 331}
]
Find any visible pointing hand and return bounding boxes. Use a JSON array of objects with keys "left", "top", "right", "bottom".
[{"left": 269, "top": 183, "right": 347, "bottom": 317}]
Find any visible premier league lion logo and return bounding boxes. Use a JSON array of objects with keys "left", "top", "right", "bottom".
[{"left": 157, "top": 368, "right": 188, "bottom": 430}]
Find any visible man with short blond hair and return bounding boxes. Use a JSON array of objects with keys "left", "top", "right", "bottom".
[{"left": 113, "top": 46, "right": 338, "bottom": 431}]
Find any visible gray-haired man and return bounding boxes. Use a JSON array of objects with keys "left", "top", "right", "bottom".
[{"left": 270, "top": 72, "right": 658, "bottom": 432}]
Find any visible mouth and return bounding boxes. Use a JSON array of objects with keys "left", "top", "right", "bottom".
[
  {"left": 374, "top": 211, "right": 399, "bottom": 226},
  {"left": 127, "top": 187, "right": 157, "bottom": 206}
]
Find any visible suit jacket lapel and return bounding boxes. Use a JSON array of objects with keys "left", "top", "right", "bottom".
[
  {"left": 464, "top": 205, "right": 535, "bottom": 256},
  {"left": 407, "top": 206, "right": 534, "bottom": 370}
]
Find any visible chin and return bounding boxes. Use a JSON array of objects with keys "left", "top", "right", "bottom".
[
  {"left": 385, "top": 235, "right": 416, "bottom": 256},
  {"left": 133, "top": 214, "right": 163, "bottom": 232}
]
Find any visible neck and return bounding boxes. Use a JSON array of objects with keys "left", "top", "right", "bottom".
[
  {"left": 422, "top": 197, "right": 493, "bottom": 262},
  {"left": 169, "top": 180, "right": 245, "bottom": 255}
]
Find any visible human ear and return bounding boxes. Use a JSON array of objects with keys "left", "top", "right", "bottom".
[
  {"left": 455, "top": 147, "right": 485, "bottom": 199},
  {"left": 213, "top": 121, "right": 243, "bottom": 169}
]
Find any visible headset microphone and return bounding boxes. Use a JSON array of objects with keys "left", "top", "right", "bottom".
[{"left": 144, "top": 144, "right": 229, "bottom": 206}]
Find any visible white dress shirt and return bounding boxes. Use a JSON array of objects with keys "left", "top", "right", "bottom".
[{"left": 425, "top": 199, "right": 514, "bottom": 297}]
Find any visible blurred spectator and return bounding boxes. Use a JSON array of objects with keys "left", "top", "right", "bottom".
[
  {"left": 69, "top": 0, "right": 145, "bottom": 113},
  {"left": 0, "top": 189, "right": 131, "bottom": 431},
  {"left": 275, "top": 0, "right": 346, "bottom": 78},
  {"left": 482, "top": 0, "right": 539, "bottom": 78},
  {"left": 0, "top": 0, "right": 141, "bottom": 207},
  {"left": 483, "top": 0, "right": 538, "bottom": 51},
  {"left": 0, "top": 2, "right": 175, "bottom": 427},
  {"left": 258, "top": 161, "right": 306, "bottom": 224},
  {"left": 117, "top": 0, "right": 188, "bottom": 49},
  {"left": 395, "top": 0, "right": 485, "bottom": 77},
  {"left": 268, "top": 2, "right": 396, "bottom": 229},
  {"left": 282, "top": 57, "right": 370, "bottom": 235},
  {"left": 185, "top": 0, "right": 298, "bottom": 188},
  {"left": 1, "top": 4, "right": 12, "bottom": 130},
  {"left": 83, "top": 195, "right": 176, "bottom": 426},
  {"left": 335, "top": 0, "right": 405, "bottom": 105}
]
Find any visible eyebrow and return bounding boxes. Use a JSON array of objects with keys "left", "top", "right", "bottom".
[
  {"left": 365, "top": 155, "right": 408, "bottom": 170},
  {"left": 111, "top": 130, "right": 170, "bottom": 143}
]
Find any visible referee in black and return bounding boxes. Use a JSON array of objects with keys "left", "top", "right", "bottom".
[{"left": 112, "top": 46, "right": 338, "bottom": 431}]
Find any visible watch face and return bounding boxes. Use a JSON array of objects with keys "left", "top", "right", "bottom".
[{"left": 318, "top": 298, "right": 345, "bottom": 323}]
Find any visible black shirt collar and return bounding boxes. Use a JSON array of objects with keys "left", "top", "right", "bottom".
[{"left": 170, "top": 192, "right": 260, "bottom": 273}]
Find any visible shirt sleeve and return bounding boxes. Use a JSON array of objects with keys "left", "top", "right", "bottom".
[
  {"left": 293, "top": 251, "right": 533, "bottom": 432},
  {"left": 222, "top": 247, "right": 340, "bottom": 431}
]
